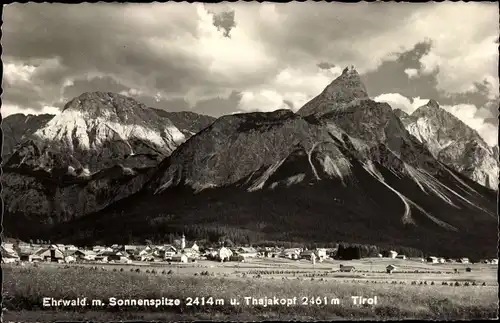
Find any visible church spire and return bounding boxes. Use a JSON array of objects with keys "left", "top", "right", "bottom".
[{"left": 181, "top": 233, "right": 186, "bottom": 250}]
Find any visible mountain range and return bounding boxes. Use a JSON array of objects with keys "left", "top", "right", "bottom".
[{"left": 1, "top": 66, "right": 497, "bottom": 258}]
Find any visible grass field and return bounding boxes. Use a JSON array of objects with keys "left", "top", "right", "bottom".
[{"left": 3, "top": 258, "right": 498, "bottom": 321}]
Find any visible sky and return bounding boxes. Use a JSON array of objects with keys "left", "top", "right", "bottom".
[{"left": 2, "top": 2, "right": 499, "bottom": 146}]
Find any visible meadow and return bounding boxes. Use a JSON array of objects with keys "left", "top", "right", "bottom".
[{"left": 2, "top": 258, "right": 498, "bottom": 321}]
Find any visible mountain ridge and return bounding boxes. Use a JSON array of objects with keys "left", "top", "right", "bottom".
[
  {"left": 399, "top": 99, "right": 498, "bottom": 190},
  {"left": 1, "top": 92, "right": 216, "bottom": 228},
  {"left": 3, "top": 68, "right": 497, "bottom": 258},
  {"left": 36, "top": 68, "right": 497, "bottom": 258}
]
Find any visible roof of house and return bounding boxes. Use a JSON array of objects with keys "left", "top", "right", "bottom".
[
  {"left": 238, "top": 247, "right": 257, "bottom": 253},
  {"left": 98, "top": 250, "right": 127, "bottom": 257},
  {"left": 16, "top": 246, "right": 35, "bottom": 256},
  {"left": 80, "top": 250, "right": 97, "bottom": 256},
  {"left": 386, "top": 265, "right": 397, "bottom": 269},
  {"left": 64, "top": 250, "right": 77, "bottom": 257},
  {"left": 34, "top": 247, "right": 64, "bottom": 258},
  {"left": 172, "top": 253, "right": 187, "bottom": 258},
  {"left": 1, "top": 246, "right": 19, "bottom": 258}
]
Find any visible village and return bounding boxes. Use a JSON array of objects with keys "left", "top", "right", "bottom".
[
  {"left": 2, "top": 234, "right": 498, "bottom": 272},
  {"left": 3, "top": 233, "right": 499, "bottom": 321}
]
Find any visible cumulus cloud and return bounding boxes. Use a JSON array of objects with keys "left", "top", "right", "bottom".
[
  {"left": 375, "top": 93, "right": 498, "bottom": 146},
  {"left": 1, "top": 2, "right": 498, "bottom": 123},
  {"left": 403, "top": 68, "right": 419, "bottom": 79},
  {"left": 1, "top": 104, "right": 60, "bottom": 117},
  {"left": 440, "top": 103, "right": 498, "bottom": 146},
  {"left": 237, "top": 65, "right": 343, "bottom": 112},
  {"left": 374, "top": 93, "right": 429, "bottom": 115}
]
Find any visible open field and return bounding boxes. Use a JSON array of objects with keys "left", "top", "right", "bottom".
[{"left": 3, "top": 258, "right": 498, "bottom": 321}]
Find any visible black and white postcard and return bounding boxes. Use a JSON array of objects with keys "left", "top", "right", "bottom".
[{"left": 1, "top": 2, "right": 498, "bottom": 321}]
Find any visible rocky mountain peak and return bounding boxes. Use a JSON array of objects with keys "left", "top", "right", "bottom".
[
  {"left": 393, "top": 108, "right": 410, "bottom": 119},
  {"left": 426, "top": 99, "right": 440, "bottom": 109},
  {"left": 297, "top": 65, "right": 369, "bottom": 117},
  {"left": 410, "top": 100, "right": 483, "bottom": 144},
  {"left": 61, "top": 91, "right": 149, "bottom": 122},
  {"left": 402, "top": 100, "right": 498, "bottom": 189}
]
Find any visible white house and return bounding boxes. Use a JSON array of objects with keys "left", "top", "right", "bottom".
[
  {"left": 163, "top": 245, "right": 177, "bottom": 259},
  {"left": 438, "top": 257, "right": 446, "bottom": 264},
  {"left": 300, "top": 250, "right": 315, "bottom": 260},
  {"left": 182, "top": 248, "right": 200, "bottom": 259},
  {"left": 65, "top": 245, "right": 78, "bottom": 251},
  {"left": 395, "top": 254, "right": 406, "bottom": 260},
  {"left": 64, "top": 255, "right": 76, "bottom": 263},
  {"left": 190, "top": 242, "right": 200, "bottom": 252},
  {"left": 458, "top": 258, "right": 470, "bottom": 264},
  {"left": 218, "top": 247, "right": 233, "bottom": 262},
  {"left": 1, "top": 245, "right": 20, "bottom": 263},
  {"left": 339, "top": 264, "right": 355, "bottom": 272},
  {"left": 77, "top": 250, "right": 97, "bottom": 261},
  {"left": 171, "top": 253, "right": 188, "bottom": 263},
  {"left": 490, "top": 259, "right": 498, "bottom": 265},
  {"left": 281, "top": 248, "right": 300, "bottom": 259},
  {"left": 236, "top": 247, "right": 258, "bottom": 258},
  {"left": 388, "top": 251, "right": 398, "bottom": 259},
  {"left": 34, "top": 246, "right": 65, "bottom": 262},
  {"left": 315, "top": 248, "right": 327, "bottom": 259},
  {"left": 427, "top": 256, "right": 438, "bottom": 264},
  {"left": 386, "top": 264, "right": 397, "bottom": 274}
]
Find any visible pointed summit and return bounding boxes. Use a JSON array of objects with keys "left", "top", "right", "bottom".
[
  {"left": 411, "top": 99, "right": 443, "bottom": 119},
  {"left": 426, "top": 99, "right": 440, "bottom": 109},
  {"left": 297, "top": 65, "right": 369, "bottom": 117}
]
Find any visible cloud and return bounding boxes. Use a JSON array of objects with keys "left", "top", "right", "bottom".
[
  {"left": 375, "top": 93, "right": 498, "bottom": 146},
  {"left": 1, "top": 104, "right": 60, "bottom": 117},
  {"left": 317, "top": 62, "right": 337, "bottom": 70},
  {"left": 374, "top": 93, "right": 428, "bottom": 115},
  {"left": 440, "top": 103, "right": 498, "bottom": 146},
  {"left": 207, "top": 5, "right": 236, "bottom": 38},
  {"left": 237, "top": 65, "right": 343, "bottom": 112},
  {"left": 404, "top": 68, "right": 419, "bottom": 79},
  {"left": 2, "top": 2, "right": 498, "bottom": 121}
]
